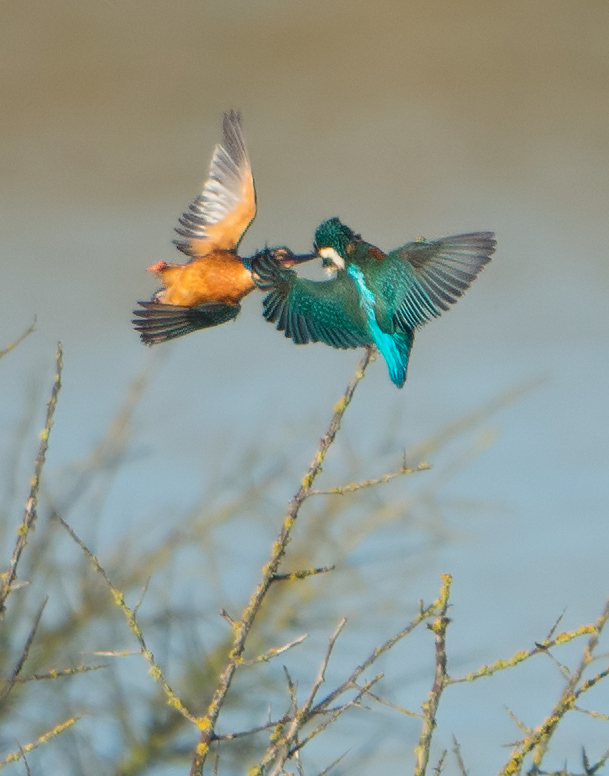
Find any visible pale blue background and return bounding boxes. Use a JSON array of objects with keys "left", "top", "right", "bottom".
[{"left": 1, "top": 1, "right": 608, "bottom": 773}]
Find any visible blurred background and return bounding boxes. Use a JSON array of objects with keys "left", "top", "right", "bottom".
[{"left": 1, "top": 0, "right": 608, "bottom": 773}]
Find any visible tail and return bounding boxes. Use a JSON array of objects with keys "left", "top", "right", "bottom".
[
  {"left": 346, "top": 262, "right": 414, "bottom": 388},
  {"left": 132, "top": 301, "right": 240, "bottom": 345},
  {"left": 382, "top": 329, "right": 414, "bottom": 388}
]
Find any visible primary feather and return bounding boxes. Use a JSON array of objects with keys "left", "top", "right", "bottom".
[{"left": 173, "top": 110, "right": 256, "bottom": 257}]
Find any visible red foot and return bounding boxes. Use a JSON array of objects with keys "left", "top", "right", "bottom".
[{"left": 147, "top": 260, "right": 168, "bottom": 273}]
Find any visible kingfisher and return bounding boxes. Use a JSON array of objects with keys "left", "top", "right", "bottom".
[
  {"left": 132, "top": 111, "right": 312, "bottom": 344},
  {"left": 250, "top": 217, "right": 495, "bottom": 388}
]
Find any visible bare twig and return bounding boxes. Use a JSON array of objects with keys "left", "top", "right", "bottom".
[
  {"left": 309, "top": 461, "right": 431, "bottom": 496},
  {"left": 414, "top": 573, "right": 452, "bottom": 776},
  {"left": 189, "top": 349, "right": 375, "bottom": 775},
  {"left": 0, "top": 318, "right": 36, "bottom": 360},
  {"left": 452, "top": 735, "right": 468, "bottom": 776},
  {"left": 290, "top": 673, "right": 383, "bottom": 758},
  {"left": 219, "top": 609, "right": 235, "bottom": 626},
  {"left": 500, "top": 595, "right": 609, "bottom": 775},
  {"left": 17, "top": 745, "right": 30, "bottom": 776},
  {"left": 582, "top": 744, "right": 609, "bottom": 774},
  {"left": 315, "top": 749, "right": 350, "bottom": 775},
  {"left": 303, "top": 619, "right": 347, "bottom": 714},
  {"left": 449, "top": 622, "right": 595, "bottom": 685},
  {"left": 433, "top": 749, "right": 448, "bottom": 775},
  {"left": 0, "top": 716, "right": 79, "bottom": 769},
  {"left": 0, "top": 598, "right": 47, "bottom": 707},
  {"left": 55, "top": 513, "right": 201, "bottom": 727},
  {"left": 284, "top": 665, "right": 299, "bottom": 720},
  {"left": 272, "top": 565, "right": 335, "bottom": 581},
  {"left": 256, "top": 579, "right": 449, "bottom": 773},
  {"left": 574, "top": 705, "right": 609, "bottom": 722},
  {"left": 243, "top": 634, "right": 308, "bottom": 665},
  {"left": 311, "top": 594, "right": 439, "bottom": 716},
  {"left": 352, "top": 686, "right": 420, "bottom": 718},
  {"left": 0, "top": 343, "right": 62, "bottom": 616},
  {"left": 262, "top": 619, "right": 347, "bottom": 773},
  {"left": 214, "top": 716, "right": 291, "bottom": 742},
  {"left": 13, "top": 664, "right": 107, "bottom": 682}
]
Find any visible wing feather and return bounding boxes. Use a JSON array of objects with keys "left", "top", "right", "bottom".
[
  {"left": 384, "top": 232, "right": 495, "bottom": 330},
  {"left": 173, "top": 111, "right": 256, "bottom": 258},
  {"left": 132, "top": 300, "right": 240, "bottom": 344},
  {"left": 251, "top": 252, "right": 371, "bottom": 350}
]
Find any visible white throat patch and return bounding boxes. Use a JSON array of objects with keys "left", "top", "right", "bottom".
[{"left": 319, "top": 246, "right": 345, "bottom": 270}]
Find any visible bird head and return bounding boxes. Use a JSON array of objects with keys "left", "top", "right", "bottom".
[{"left": 314, "top": 218, "right": 356, "bottom": 269}]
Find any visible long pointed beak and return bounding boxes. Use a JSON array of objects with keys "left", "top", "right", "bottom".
[
  {"left": 272, "top": 250, "right": 318, "bottom": 267},
  {"left": 284, "top": 252, "right": 317, "bottom": 265}
]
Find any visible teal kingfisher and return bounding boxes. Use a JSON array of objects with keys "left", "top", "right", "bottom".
[{"left": 250, "top": 218, "right": 495, "bottom": 387}]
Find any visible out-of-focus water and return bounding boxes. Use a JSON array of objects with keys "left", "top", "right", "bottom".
[{"left": 1, "top": 1, "right": 608, "bottom": 773}]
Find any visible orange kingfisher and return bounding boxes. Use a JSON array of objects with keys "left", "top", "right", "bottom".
[
  {"left": 251, "top": 217, "right": 495, "bottom": 387},
  {"left": 132, "top": 111, "right": 313, "bottom": 344}
]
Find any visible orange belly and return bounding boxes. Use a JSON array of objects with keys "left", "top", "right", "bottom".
[{"left": 157, "top": 252, "right": 254, "bottom": 307}]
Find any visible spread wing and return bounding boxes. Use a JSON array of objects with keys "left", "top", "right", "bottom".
[
  {"left": 250, "top": 252, "right": 372, "bottom": 349},
  {"left": 173, "top": 110, "right": 256, "bottom": 258},
  {"left": 132, "top": 301, "right": 240, "bottom": 344},
  {"left": 379, "top": 232, "right": 496, "bottom": 330}
]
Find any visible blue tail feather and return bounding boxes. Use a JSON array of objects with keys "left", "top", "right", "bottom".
[
  {"left": 379, "top": 329, "right": 412, "bottom": 387},
  {"left": 347, "top": 264, "right": 413, "bottom": 388}
]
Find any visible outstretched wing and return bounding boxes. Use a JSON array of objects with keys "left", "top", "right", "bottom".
[
  {"left": 250, "top": 252, "right": 372, "bottom": 349},
  {"left": 378, "top": 232, "right": 495, "bottom": 330},
  {"left": 132, "top": 300, "right": 240, "bottom": 344},
  {"left": 173, "top": 111, "right": 256, "bottom": 258}
]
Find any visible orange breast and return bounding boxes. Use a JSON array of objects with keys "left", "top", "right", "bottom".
[{"left": 157, "top": 251, "right": 254, "bottom": 307}]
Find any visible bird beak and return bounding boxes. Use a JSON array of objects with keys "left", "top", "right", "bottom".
[
  {"left": 272, "top": 249, "right": 317, "bottom": 267},
  {"left": 288, "top": 252, "right": 317, "bottom": 265}
]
